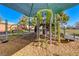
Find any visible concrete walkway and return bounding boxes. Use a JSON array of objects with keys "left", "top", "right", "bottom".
[{"left": 64, "top": 33, "right": 79, "bottom": 40}]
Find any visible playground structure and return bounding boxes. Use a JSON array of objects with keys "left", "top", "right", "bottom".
[
  {"left": 0, "top": 3, "right": 79, "bottom": 56},
  {"left": 0, "top": 3, "right": 79, "bottom": 43},
  {"left": 34, "top": 9, "right": 53, "bottom": 44}
]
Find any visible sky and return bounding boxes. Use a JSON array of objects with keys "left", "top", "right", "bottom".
[
  {"left": 0, "top": 5, "right": 23, "bottom": 24},
  {"left": 0, "top": 4, "right": 79, "bottom": 26},
  {"left": 64, "top": 5, "right": 79, "bottom": 26}
]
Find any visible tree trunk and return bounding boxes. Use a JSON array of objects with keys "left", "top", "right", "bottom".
[
  {"left": 64, "top": 25, "right": 65, "bottom": 38},
  {"left": 34, "top": 25, "right": 37, "bottom": 33},
  {"left": 54, "top": 14, "right": 57, "bottom": 40},
  {"left": 43, "top": 24, "right": 45, "bottom": 35},
  {"left": 57, "top": 21, "right": 61, "bottom": 43},
  {"left": 49, "top": 15, "right": 52, "bottom": 44},
  {"left": 29, "top": 17, "right": 30, "bottom": 32},
  {"left": 36, "top": 19, "right": 40, "bottom": 40}
]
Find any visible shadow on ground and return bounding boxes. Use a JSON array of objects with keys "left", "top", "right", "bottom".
[{"left": 0, "top": 32, "right": 36, "bottom": 56}]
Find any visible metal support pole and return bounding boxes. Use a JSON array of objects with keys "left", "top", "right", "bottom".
[
  {"left": 63, "top": 23, "right": 67, "bottom": 39},
  {"left": 2, "top": 19, "right": 8, "bottom": 43},
  {"left": 57, "top": 21, "right": 61, "bottom": 43},
  {"left": 36, "top": 18, "right": 40, "bottom": 40},
  {"left": 64, "top": 25, "right": 65, "bottom": 38},
  {"left": 5, "top": 19, "right": 8, "bottom": 41},
  {"left": 74, "top": 33, "right": 75, "bottom": 40},
  {"left": 45, "top": 19, "right": 46, "bottom": 40},
  {"left": 54, "top": 14, "right": 57, "bottom": 40},
  {"left": 43, "top": 16, "right": 46, "bottom": 40},
  {"left": 28, "top": 4, "right": 34, "bottom": 32},
  {"left": 29, "top": 17, "right": 30, "bottom": 32},
  {"left": 49, "top": 13, "right": 53, "bottom": 44}
]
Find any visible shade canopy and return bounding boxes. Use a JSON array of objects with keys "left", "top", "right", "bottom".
[{"left": 1, "top": 3, "right": 79, "bottom": 17}]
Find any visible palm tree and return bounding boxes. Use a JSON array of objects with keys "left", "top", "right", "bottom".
[
  {"left": 60, "top": 12, "right": 69, "bottom": 38},
  {"left": 36, "top": 9, "right": 52, "bottom": 35},
  {"left": 56, "top": 14, "right": 61, "bottom": 43},
  {"left": 31, "top": 17, "right": 37, "bottom": 26},
  {"left": 18, "top": 16, "right": 28, "bottom": 32},
  {"left": 56, "top": 12, "right": 69, "bottom": 43},
  {"left": 32, "top": 9, "right": 53, "bottom": 49}
]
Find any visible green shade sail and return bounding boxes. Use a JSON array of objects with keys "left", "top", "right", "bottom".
[{"left": 1, "top": 3, "right": 79, "bottom": 17}]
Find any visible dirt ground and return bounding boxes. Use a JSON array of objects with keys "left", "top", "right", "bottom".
[
  {"left": 61, "top": 29, "right": 79, "bottom": 35},
  {"left": 0, "top": 32, "right": 79, "bottom": 56},
  {"left": 13, "top": 39, "right": 79, "bottom": 56},
  {"left": 0, "top": 32, "right": 36, "bottom": 56}
]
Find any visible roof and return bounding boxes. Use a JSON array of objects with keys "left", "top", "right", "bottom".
[{"left": 1, "top": 3, "right": 79, "bottom": 17}]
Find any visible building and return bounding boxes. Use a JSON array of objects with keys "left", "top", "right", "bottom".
[{"left": 0, "top": 23, "right": 16, "bottom": 32}]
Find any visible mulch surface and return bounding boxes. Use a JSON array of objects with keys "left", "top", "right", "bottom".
[{"left": 13, "top": 39, "right": 79, "bottom": 56}]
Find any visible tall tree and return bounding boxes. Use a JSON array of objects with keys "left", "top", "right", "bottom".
[
  {"left": 56, "top": 12, "right": 69, "bottom": 43},
  {"left": 36, "top": 9, "right": 53, "bottom": 45},
  {"left": 36, "top": 9, "right": 52, "bottom": 34},
  {"left": 60, "top": 12, "right": 69, "bottom": 38},
  {"left": 31, "top": 17, "right": 37, "bottom": 26},
  {"left": 18, "top": 16, "right": 28, "bottom": 32}
]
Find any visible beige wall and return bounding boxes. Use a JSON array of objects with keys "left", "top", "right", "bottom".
[{"left": 0, "top": 23, "right": 14, "bottom": 32}]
